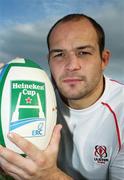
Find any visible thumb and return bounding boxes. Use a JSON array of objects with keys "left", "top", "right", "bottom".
[{"left": 48, "top": 124, "right": 62, "bottom": 153}]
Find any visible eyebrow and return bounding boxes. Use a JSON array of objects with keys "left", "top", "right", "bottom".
[
  {"left": 76, "top": 45, "right": 95, "bottom": 50},
  {"left": 49, "top": 45, "right": 95, "bottom": 54}
]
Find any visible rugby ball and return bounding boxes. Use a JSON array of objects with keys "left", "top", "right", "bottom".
[{"left": 0, "top": 58, "right": 57, "bottom": 153}]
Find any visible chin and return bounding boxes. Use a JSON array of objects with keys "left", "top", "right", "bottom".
[{"left": 63, "top": 93, "right": 82, "bottom": 100}]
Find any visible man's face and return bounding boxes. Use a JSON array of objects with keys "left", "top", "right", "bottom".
[{"left": 48, "top": 19, "right": 109, "bottom": 102}]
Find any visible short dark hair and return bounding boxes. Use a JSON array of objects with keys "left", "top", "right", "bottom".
[{"left": 47, "top": 13, "right": 105, "bottom": 55}]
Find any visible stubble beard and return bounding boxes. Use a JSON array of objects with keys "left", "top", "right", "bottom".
[
  {"left": 57, "top": 75, "right": 102, "bottom": 101},
  {"left": 57, "top": 79, "right": 90, "bottom": 100}
]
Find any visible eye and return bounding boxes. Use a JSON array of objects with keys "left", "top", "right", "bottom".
[
  {"left": 54, "top": 52, "right": 64, "bottom": 57},
  {"left": 50, "top": 51, "right": 65, "bottom": 60},
  {"left": 77, "top": 50, "right": 91, "bottom": 57}
]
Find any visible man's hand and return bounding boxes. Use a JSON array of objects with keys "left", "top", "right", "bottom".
[{"left": 0, "top": 124, "right": 72, "bottom": 180}]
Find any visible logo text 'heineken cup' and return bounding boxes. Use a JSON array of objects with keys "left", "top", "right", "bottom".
[{"left": 10, "top": 80, "right": 46, "bottom": 138}]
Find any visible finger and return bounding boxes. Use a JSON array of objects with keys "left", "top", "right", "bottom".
[
  {"left": 0, "top": 165, "right": 4, "bottom": 172},
  {"left": 8, "top": 172, "right": 30, "bottom": 180},
  {"left": 0, "top": 145, "right": 36, "bottom": 174},
  {"left": 0, "top": 156, "right": 33, "bottom": 180},
  {"left": 0, "top": 166, "right": 6, "bottom": 175},
  {"left": 48, "top": 124, "right": 62, "bottom": 153},
  {"left": 5, "top": 168, "right": 28, "bottom": 180},
  {"left": 7, "top": 173, "right": 22, "bottom": 180},
  {"left": 0, "top": 156, "right": 23, "bottom": 176},
  {"left": 7, "top": 133, "right": 42, "bottom": 161},
  {"left": 7, "top": 124, "right": 62, "bottom": 162}
]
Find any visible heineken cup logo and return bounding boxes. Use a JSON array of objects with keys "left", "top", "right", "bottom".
[{"left": 10, "top": 80, "right": 46, "bottom": 138}]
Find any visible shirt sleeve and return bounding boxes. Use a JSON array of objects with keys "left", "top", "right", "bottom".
[{"left": 109, "top": 144, "right": 124, "bottom": 180}]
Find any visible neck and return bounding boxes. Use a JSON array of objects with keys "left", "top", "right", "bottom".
[{"left": 65, "top": 76, "right": 105, "bottom": 109}]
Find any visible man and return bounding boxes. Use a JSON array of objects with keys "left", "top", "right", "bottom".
[{"left": 0, "top": 13, "right": 124, "bottom": 180}]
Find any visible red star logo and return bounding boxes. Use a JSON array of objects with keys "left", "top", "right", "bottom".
[{"left": 25, "top": 97, "right": 32, "bottom": 104}]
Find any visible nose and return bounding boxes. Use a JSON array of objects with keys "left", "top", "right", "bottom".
[{"left": 65, "top": 53, "right": 81, "bottom": 71}]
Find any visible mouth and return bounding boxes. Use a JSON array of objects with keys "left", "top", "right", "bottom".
[{"left": 62, "top": 77, "right": 83, "bottom": 84}]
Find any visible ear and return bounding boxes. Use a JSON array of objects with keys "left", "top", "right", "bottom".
[{"left": 101, "top": 49, "right": 111, "bottom": 71}]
